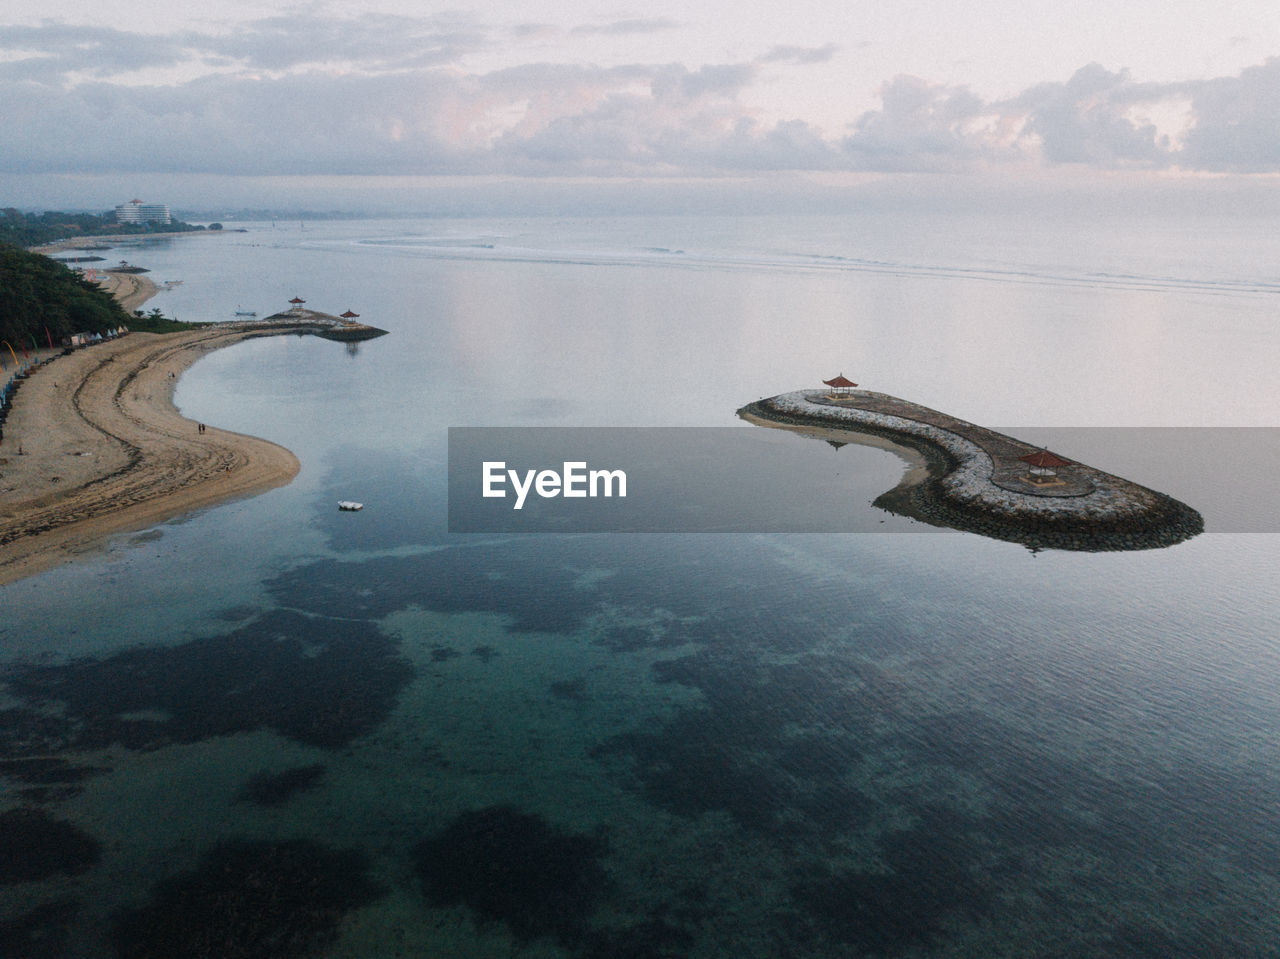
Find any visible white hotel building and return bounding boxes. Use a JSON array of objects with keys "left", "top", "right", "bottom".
[{"left": 113, "top": 199, "right": 172, "bottom": 225}]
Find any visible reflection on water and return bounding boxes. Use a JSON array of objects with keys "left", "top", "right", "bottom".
[
  {"left": 3, "top": 215, "right": 1279, "bottom": 957},
  {"left": 5, "top": 532, "right": 1280, "bottom": 956}
]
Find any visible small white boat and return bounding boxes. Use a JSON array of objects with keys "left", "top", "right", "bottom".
[
  {"left": 338, "top": 501, "right": 363, "bottom": 511},
  {"left": 234, "top": 307, "right": 257, "bottom": 316}
]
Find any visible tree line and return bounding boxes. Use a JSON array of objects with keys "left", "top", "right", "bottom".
[
  {"left": 0, "top": 208, "right": 216, "bottom": 248},
  {"left": 0, "top": 242, "right": 131, "bottom": 347}
]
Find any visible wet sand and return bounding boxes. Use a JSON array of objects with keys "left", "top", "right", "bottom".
[
  {"left": 0, "top": 327, "right": 300, "bottom": 585},
  {"left": 97, "top": 271, "right": 160, "bottom": 313}
]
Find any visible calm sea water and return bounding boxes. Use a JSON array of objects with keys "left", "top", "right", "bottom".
[{"left": 2, "top": 214, "right": 1279, "bottom": 957}]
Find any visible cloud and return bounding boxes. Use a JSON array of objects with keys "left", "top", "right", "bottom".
[
  {"left": 0, "top": 13, "right": 486, "bottom": 83},
  {"left": 1179, "top": 57, "right": 1280, "bottom": 171},
  {"left": 840, "top": 61, "right": 1280, "bottom": 174},
  {"left": 0, "top": 59, "right": 769, "bottom": 178},
  {"left": 1011, "top": 63, "right": 1174, "bottom": 166},
  {"left": 757, "top": 44, "right": 840, "bottom": 65},
  {"left": 843, "top": 75, "right": 1003, "bottom": 171},
  {"left": 511, "top": 23, "right": 558, "bottom": 40},
  {"left": 0, "top": 23, "right": 192, "bottom": 81},
  {"left": 651, "top": 63, "right": 757, "bottom": 100},
  {"left": 2, "top": 13, "right": 1280, "bottom": 179},
  {"left": 189, "top": 11, "right": 487, "bottom": 72},
  {"left": 569, "top": 19, "right": 680, "bottom": 37},
  {"left": 0, "top": 72, "right": 482, "bottom": 176},
  {"left": 483, "top": 64, "right": 768, "bottom": 175}
]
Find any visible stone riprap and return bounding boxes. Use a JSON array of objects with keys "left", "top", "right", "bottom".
[
  {"left": 738, "top": 390, "right": 1204, "bottom": 552},
  {"left": 261, "top": 308, "right": 389, "bottom": 341}
]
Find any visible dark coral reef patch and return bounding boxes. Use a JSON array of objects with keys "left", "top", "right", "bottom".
[
  {"left": 0, "top": 898, "right": 79, "bottom": 959},
  {"left": 413, "top": 805, "right": 609, "bottom": 946},
  {"left": 109, "top": 839, "right": 383, "bottom": 959},
  {"left": 790, "top": 808, "right": 994, "bottom": 954},
  {"left": 596, "top": 651, "right": 878, "bottom": 834},
  {"left": 0, "top": 609, "right": 414, "bottom": 753},
  {"left": 237, "top": 764, "right": 327, "bottom": 807},
  {"left": 0, "top": 808, "right": 101, "bottom": 885},
  {"left": 0, "top": 757, "right": 111, "bottom": 804}
]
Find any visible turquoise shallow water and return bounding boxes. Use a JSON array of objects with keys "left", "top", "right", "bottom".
[{"left": 2, "top": 215, "right": 1279, "bottom": 957}]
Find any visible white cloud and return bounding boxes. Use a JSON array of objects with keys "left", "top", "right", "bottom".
[
  {"left": 1012, "top": 64, "right": 1173, "bottom": 166},
  {"left": 189, "top": 11, "right": 486, "bottom": 73},
  {"left": 838, "top": 61, "right": 1280, "bottom": 174},
  {"left": 2, "top": 15, "right": 1280, "bottom": 179},
  {"left": 0, "top": 14, "right": 486, "bottom": 83},
  {"left": 568, "top": 18, "right": 681, "bottom": 37},
  {"left": 757, "top": 44, "right": 840, "bottom": 65},
  {"left": 0, "top": 24, "right": 192, "bottom": 81},
  {"left": 1179, "top": 56, "right": 1280, "bottom": 170},
  {"left": 842, "top": 75, "right": 1002, "bottom": 171}
]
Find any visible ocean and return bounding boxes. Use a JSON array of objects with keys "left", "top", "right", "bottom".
[{"left": 2, "top": 213, "right": 1279, "bottom": 957}]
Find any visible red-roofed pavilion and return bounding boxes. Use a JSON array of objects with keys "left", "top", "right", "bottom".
[
  {"left": 288, "top": 296, "right": 305, "bottom": 310},
  {"left": 823, "top": 373, "right": 858, "bottom": 399},
  {"left": 340, "top": 310, "right": 360, "bottom": 319},
  {"left": 1020, "top": 449, "right": 1071, "bottom": 486}
]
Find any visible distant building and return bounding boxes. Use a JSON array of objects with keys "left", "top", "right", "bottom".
[{"left": 113, "top": 199, "right": 172, "bottom": 225}]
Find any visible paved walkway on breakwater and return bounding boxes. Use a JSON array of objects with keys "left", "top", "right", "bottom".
[
  {"left": 805, "top": 391, "right": 1095, "bottom": 497},
  {"left": 740, "top": 390, "right": 1204, "bottom": 551}
]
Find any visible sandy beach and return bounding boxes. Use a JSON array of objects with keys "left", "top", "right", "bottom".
[
  {"left": 0, "top": 326, "right": 300, "bottom": 585},
  {"left": 96, "top": 270, "right": 161, "bottom": 313}
]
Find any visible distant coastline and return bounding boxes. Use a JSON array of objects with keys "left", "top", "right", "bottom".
[
  {"left": 740, "top": 390, "right": 1204, "bottom": 551},
  {"left": 28, "top": 230, "right": 226, "bottom": 255}
]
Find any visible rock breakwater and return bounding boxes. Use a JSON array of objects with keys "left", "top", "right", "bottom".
[
  {"left": 261, "top": 308, "right": 389, "bottom": 341},
  {"left": 739, "top": 391, "right": 1203, "bottom": 552}
]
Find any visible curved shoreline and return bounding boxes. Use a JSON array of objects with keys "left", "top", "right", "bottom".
[
  {"left": 740, "top": 391, "right": 1204, "bottom": 551},
  {"left": 96, "top": 270, "right": 161, "bottom": 313},
  {"left": 0, "top": 327, "right": 303, "bottom": 585}
]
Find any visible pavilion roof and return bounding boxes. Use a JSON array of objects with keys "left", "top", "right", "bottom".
[
  {"left": 289, "top": 296, "right": 305, "bottom": 304},
  {"left": 340, "top": 310, "right": 360, "bottom": 318},
  {"left": 1020, "top": 449, "right": 1072, "bottom": 469},
  {"left": 823, "top": 374, "right": 857, "bottom": 388}
]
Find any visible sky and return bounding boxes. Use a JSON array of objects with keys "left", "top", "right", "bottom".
[{"left": 3, "top": 0, "right": 1280, "bottom": 212}]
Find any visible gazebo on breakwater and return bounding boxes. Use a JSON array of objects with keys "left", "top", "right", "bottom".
[
  {"left": 823, "top": 374, "right": 858, "bottom": 400},
  {"left": 288, "top": 296, "right": 306, "bottom": 312},
  {"left": 1019, "top": 448, "right": 1072, "bottom": 488}
]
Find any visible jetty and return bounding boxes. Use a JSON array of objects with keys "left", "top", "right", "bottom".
[
  {"left": 739, "top": 384, "right": 1203, "bottom": 551},
  {"left": 260, "top": 298, "right": 388, "bottom": 342}
]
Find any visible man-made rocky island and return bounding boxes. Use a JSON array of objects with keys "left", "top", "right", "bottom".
[
  {"left": 739, "top": 380, "right": 1204, "bottom": 551},
  {"left": 264, "top": 298, "right": 389, "bottom": 341}
]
